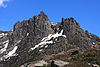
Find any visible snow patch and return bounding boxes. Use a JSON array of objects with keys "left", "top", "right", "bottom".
[
  {"left": 31, "top": 30, "right": 66, "bottom": 51},
  {"left": 0, "top": 33, "right": 7, "bottom": 38},
  {"left": 0, "top": 40, "right": 9, "bottom": 54},
  {"left": 41, "top": 30, "right": 66, "bottom": 42},
  {"left": 39, "top": 49, "right": 43, "bottom": 52},
  {"left": 93, "top": 42, "right": 95, "bottom": 45},
  {"left": 27, "top": 33, "right": 29, "bottom": 36},
  {"left": 41, "top": 34, "right": 52, "bottom": 41},
  {"left": 4, "top": 46, "right": 18, "bottom": 59},
  {"left": 31, "top": 41, "right": 53, "bottom": 50},
  {"left": 45, "top": 45, "right": 48, "bottom": 48}
]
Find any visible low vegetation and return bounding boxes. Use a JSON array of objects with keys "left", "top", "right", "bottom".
[{"left": 65, "top": 48, "right": 100, "bottom": 66}]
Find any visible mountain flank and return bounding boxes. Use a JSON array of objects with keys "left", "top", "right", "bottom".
[{"left": 0, "top": 11, "right": 100, "bottom": 67}]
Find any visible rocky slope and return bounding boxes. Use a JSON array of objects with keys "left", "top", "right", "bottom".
[{"left": 0, "top": 11, "right": 99, "bottom": 67}]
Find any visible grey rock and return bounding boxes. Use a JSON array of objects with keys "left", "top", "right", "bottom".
[{"left": 0, "top": 12, "right": 99, "bottom": 67}]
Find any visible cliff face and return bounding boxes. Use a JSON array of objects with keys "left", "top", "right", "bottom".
[{"left": 0, "top": 12, "right": 99, "bottom": 67}]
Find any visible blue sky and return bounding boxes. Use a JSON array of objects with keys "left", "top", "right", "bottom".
[{"left": 0, "top": 0, "right": 100, "bottom": 36}]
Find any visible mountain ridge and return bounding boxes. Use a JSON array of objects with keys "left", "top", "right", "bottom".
[{"left": 0, "top": 11, "right": 99, "bottom": 67}]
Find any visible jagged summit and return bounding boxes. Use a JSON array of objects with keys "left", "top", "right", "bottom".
[{"left": 0, "top": 12, "right": 99, "bottom": 67}]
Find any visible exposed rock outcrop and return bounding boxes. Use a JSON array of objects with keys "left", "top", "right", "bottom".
[{"left": 0, "top": 12, "right": 99, "bottom": 67}]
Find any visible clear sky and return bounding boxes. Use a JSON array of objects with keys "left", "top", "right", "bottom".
[{"left": 0, "top": 0, "right": 100, "bottom": 36}]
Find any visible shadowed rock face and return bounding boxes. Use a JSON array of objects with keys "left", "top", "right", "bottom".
[{"left": 0, "top": 12, "right": 99, "bottom": 67}]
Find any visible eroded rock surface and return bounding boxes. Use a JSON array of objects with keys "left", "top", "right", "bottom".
[{"left": 0, "top": 12, "right": 99, "bottom": 67}]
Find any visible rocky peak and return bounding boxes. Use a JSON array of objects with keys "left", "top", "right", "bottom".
[
  {"left": 33, "top": 11, "right": 49, "bottom": 22},
  {"left": 61, "top": 17, "right": 80, "bottom": 27},
  {"left": 0, "top": 12, "right": 99, "bottom": 67},
  {"left": 12, "top": 11, "right": 53, "bottom": 45}
]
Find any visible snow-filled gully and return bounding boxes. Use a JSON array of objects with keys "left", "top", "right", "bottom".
[
  {"left": 31, "top": 30, "right": 66, "bottom": 51},
  {"left": 0, "top": 40, "right": 9, "bottom": 54}
]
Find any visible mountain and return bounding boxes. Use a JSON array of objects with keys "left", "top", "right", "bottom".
[{"left": 0, "top": 11, "right": 100, "bottom": 67}]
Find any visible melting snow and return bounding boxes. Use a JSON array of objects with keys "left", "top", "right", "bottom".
[
  {"left": 4, "top": 46, "right": 18, "bottom": 59},
  {"left": 39, "top": 49, "right": 43, "bottom": 52},
  {"left": 0, "top": 33, "right": 7, "bottom": 38},
  {"left": 27, "top": 33, "right": 29, "bottom": 36},
  {"left": 31, "top": 30, "right": 66, "bottom": 51},
  {"left": 52, "top": 30, "right": 66, "bottom": 38},
  {"left": 45, "top": 45, "right": 48, "bottom": 48},
  {"left": 41, "top": 30, "right": 66, "bottom": 41},
  {"left": 93, "top": 42, "right": 95, "bottom": 45},
  {"left": 41, "top": 34, "right": 52, "bottom": 41},
  {"left": 31, "top": 41, "right": 53, "bottom": 50},
  {"left": 0, "top": 40, "right": 20, "bottom": 60},
  {"left": 0, "top": 40, "right": 9, "bottom": 54}
]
